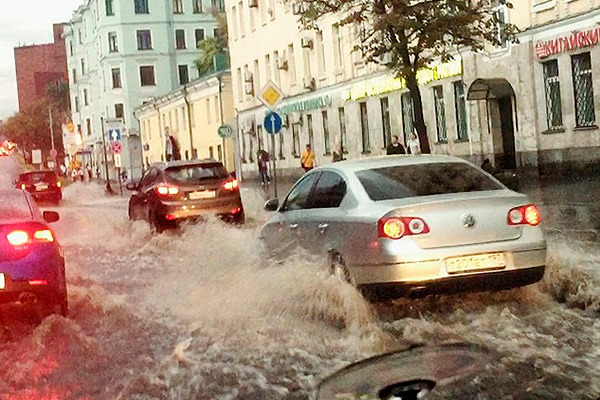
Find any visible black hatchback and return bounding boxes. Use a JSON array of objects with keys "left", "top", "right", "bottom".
[
  {"left": 15, "top": 170, "right": 62, "bottom": 204},
  {"left": 127, "top": 160, "right": 244, "bottom": 231}
]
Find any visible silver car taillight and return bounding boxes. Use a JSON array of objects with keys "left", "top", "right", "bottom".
[{"left": 378, "top": 216, "right": 430, "bottom": 240}]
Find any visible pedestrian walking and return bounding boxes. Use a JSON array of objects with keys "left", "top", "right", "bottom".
[
  {"left": 257, "top": 150, "right": 271, "bottom": 185},
  {"left": 386, "top": 135, "right": 406, "bottom": 155},
  {"left": 301, "top": 144, "right": 315, "bottom": 172},
  {"left": 406, "top": 132, "right": 421, "bottom": 155}
]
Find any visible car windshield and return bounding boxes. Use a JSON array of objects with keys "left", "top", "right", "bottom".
[
  {"left": 165, "top": 164, "right": 229, "bottom": 184},
  {"left": 0, "top": 191, "right": 31, "bottom": 221},
  {"left": 20, "top": 172, "right": 57, "bottom": 184},
  {"left": 356, "top": 162, "right": 503, "bottom": 201}
]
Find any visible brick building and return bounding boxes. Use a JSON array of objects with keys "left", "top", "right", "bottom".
[{"left": 14, "top": 24, "right": 68, "bottom": 111}]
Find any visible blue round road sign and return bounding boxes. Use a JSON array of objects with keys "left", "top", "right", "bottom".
[{"left": 264, "top": 112, "right": 282, "bottom": 135}]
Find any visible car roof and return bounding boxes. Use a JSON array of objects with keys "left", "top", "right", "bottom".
[
  {"left": 0, "top": 190, "right": 34, "bottom": 223},
  {"left": 19, "top": 170, "right": 57, "bottom": 176},
  {"left": 151, "top": 159, "right": 223, "bottom": 170},
  {"left": 321, "top": 155, "right": 471, "bottom": 174}
]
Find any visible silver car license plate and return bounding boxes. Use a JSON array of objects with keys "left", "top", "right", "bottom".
[
  {"left": 189, "top": 190, "right": 216, "bottom": 200},
  {"left": 446, "top": 253, "right": 506, "bottom": 274}
]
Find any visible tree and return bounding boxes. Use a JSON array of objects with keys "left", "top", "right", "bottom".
[
  {"left": 194, "top": 7, "right": 230, "bottom": 78},
  {"left": 298, "top": 0, "right": 518, "bottom": 153}
]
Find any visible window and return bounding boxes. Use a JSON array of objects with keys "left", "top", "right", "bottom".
[
  {"left": 231, "top": 6, "right": 239, "bottom": 40},
  {"left": 179, "top": 65, "right": 189, "bottom": 85},
  {"left": 265, "top": 54, "right": 271, "bottom": 83},
  {"left": 217, "top": 144, "right": 223, "bottom": 161},
  {"left": 214, "top": 96, "right": 220, "bottom": 122},
  {"left": 86, "top": 118, "right": 92, "bottom": 136},
  {"left": 134, "top": 0, "right": 149, "bottom": 14},
  {"left": 311, "top": 171, "right": 347, "bottom": 209},
  {"left": 137, "top": 30, "right": 152, "bottom": 50},
  {"left": 292, "top": 124, "right": 300, "bottom": 157},
  {"left": 236, "top": 68, "right": 243, "bottom": 99},
  {"left": 288, "top": 44, "right": 296, "bottom": 83},
  {"left": 115, "top": 103, "right": 124, "bottom": 120},
  {"left": 72, "top": 68, "right": 77, "bottom": 83},
  {"left": 333, "top": 25, "right": 343, "bottom": 69},
  {"left": 454, "top": 81, "right": 469, "bottom": 140},
  {"left": 83, "top": 89, "right": 89, "bottom": 106},
  {"left": 253, "top": 60, "right": 260, "bottom": 94},
  {"left": 78, "top": 29, "right": 83, "bottom": 44},
  {"left": 381, "top": 97, "right": 391, "bottom": 147},
  {"left": 190, "top": 103, "right": 196, "bottom": 127},
  {"left": 69, "top": 41, "right": 74, "bottom": 56},
  {"left": 193, "top": 0, "right": 203, "bottom": 13},
  {"left": 173, "top": 0, "right": 184, "bottom": 13},
  {"left": 112, "top": 68, "right": 122, "bottom": 88},
  {"left": 105, "top": 0, "right": 114, "bottom": 15},
  {"left": 360, "top": 102, "right": 370, "bottom": 152},
  {"left": 75, "top": 96, "right": 80, "bottom": 112},
  {"left": 316, "top": 31, "right": 325, "bottom": 76},
  {"left": 571, "top": 52, "right": 596, "bottom": 128},
  {"left": 273, "top": 50, "right": 281, "bottom": 85},
  {"left": 282, "top": 173, "right": 319, "bottom": 211},
  {"left": 338, "top": 107, "right": 348, "bottom": 153},
  {"left": 108, "top": 32, "right": 118, "bottom": 52},
  {"left": 542, "top": 60, "right": 562, "bottom": 130},
  {"left": 495, "top": 6, "right": 508, "bottom": 49},
  {"left": 140, "top": 66, "right": 156, "bottom": 86},
  {"left": 238, "top": 1, "right": 245, "bottom": 36},
  {"left": 401, "top": 92, "right": 414, "bottom": 142},
  {"left": 209, "top": 146, "right": 214, "bottom": 159},
  {"left": 81, "top": 59, "right": 86, "bottom": 75},
  {"left": 307, "top": 114, "right": 314, "bottom": 148},
  {"left": 322, "top": 111, "right": 330, "bottom": 154},
  {"left": 212, "top": 0, "right": 225, "bottom": 12},
  {"left": 195, "top": 29, "right": 205, "bottom": 47},
  {"left": 213, "top": 28, "right": 219, "bottom": 38},
  {"left": 175, "top": 29, "right": 186, "bottom": 49},
  {"left": 433, "top": 86, "right": 447, "bottom": 142},
  {"left": 206, "top": 98, "right": 211, "bottom": 123}
]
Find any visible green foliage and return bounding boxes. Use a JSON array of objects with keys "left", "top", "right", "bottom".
[{"left": 194, "top": 37, "right": 222, "bottom": 77}]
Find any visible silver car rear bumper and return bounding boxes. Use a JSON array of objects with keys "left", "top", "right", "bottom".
[{"left": 351, "top": 248, "right": 546, "bottom": 286}]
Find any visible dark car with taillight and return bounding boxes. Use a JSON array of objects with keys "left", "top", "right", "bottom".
[
  {"left": 127, "top": 159, "right": 244, "bottom": 231},
  {"left": 15, "top": 170, "right": 62, "bottom": 204},
  {"left": 0, "top": 190, "right": 68, "bottom": 316}
]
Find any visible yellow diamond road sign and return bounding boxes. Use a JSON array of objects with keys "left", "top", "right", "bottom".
[{"left": 258, "top": 81, "right": 284, "bottom": 110}]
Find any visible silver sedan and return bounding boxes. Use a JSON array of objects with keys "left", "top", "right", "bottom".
[{"left": 260, "top": 155, "right": 546, "bottom": 300}]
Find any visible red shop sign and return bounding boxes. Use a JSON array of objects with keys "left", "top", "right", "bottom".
[{"left": 535, "top": 26, "right": 600, "bottom": 59}]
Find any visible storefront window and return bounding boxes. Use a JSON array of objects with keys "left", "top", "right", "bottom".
[
  {"left": 454, "top": 81, "right": 468, "bottom": 140},
  {"left": 433, "top": 86, "right": 447, "bottom": 142},
  {"left": 307, "top": 114, "right": 314, "bottom": 148},
  {"left": 360, "top": 102, "right": 370, "bottom": 153},
  {"left": 338, "top": 107, "right": 348, "bottom": 153},
  {"left": 322, "top": 111, "right": 331, "bottom": 154},
  {"left": 401, "top": 92, "right": 414, "bottom": 143},
  {"left": 292, "top": 124, "right": 300, "bottom": 157},
  {"left": 571, "top": 52, "right": 596, "bottom": 128},
  {"left": 542, "top": 60, "right": 563, "bottom": 130},
  {"left": 380, "top": 97, "right": 391, "bottom": 147}
]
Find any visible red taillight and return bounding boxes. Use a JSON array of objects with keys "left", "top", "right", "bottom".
[
  {"left": 223, "top": 179, "right": 239, "bottom": 191},
  {"left": 20, "top": 184, "right": 26, "bottom": 190},
  {"left": 508, "top": 204, "right": 541, "bottom": 226},
  {"left": 7, "top": 230, "right": 29, "bottom": 246},
  {"left": 56, "top": 181, "right": 62, "bottom": 188},
  {"left": 230, "top": 207, "right": 242, "bottom": 214},
  {"left": 28, "top": 280, "right": 48, "bottom": 286},
  {"left": 156, "top": 185, "right": 179, "bottom": 196},
  {"left": 378, "top": 217, "right": 430, "bottom": 239},
  {"left": 6, "top": 229, "right": 54, "bottom": 246},
  {"left": 165, "top": 214, "right": 177, "bottom": 221}
]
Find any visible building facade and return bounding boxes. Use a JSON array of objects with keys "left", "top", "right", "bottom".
[
  {"left": 226, "top": 0, "right": 600, "bottom": 179},
  {"left": 136, "top": 71, "right": 236, "bottom": 171},
  {"left": 14, "top": 24, "right": 68, "bottom": 111},
  {"left": 64, "top": 0, "right": 220, "bottom": 180}
]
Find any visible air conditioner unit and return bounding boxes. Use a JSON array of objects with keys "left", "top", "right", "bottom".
[
  {"left": 249, "top": 0, "right": 258, "bottom": 8},
  {"left": 244, "top": 81, "right": 254, "bottom": 95},
  {"left": 303, "top": 76, "right": 315, "bottom": 90},
  {"left": 276, "top": 57, "right": 288, "bottom": 70},
  {"left": 244, "top": 70, "right": 253, "bottom": 83},
  {"left": 300, "top": 37, "right": 313, "bottom": 49}
]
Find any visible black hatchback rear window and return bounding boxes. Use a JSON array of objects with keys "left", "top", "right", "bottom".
[
  {"left": 165, "top": 163, "right": 229, "bottom": 184},
  {"left": 20, "top": 172, "right": 58, "bottom": 184},
  {"left": 356, "top": 162, "right": 503, "bottom": 201}
]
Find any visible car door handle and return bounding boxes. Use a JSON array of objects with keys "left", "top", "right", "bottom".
[
  {"left": 289, "top": 223, "right": 299, "bottom": 229},
  {"left": 318, "top": 223, "right": 329, "bottom": 232}
]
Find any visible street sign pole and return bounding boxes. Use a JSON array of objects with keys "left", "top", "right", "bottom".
[
  {"left": 100, "top": 117, "right": 115, "bottom": 195},
  {"left": 270, "top": 115, "right": 278, "bottom": 199}
]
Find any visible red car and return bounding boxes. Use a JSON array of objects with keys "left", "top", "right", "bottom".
[{"left": 15, "top": 171, "right": 63, "bottom": 205}]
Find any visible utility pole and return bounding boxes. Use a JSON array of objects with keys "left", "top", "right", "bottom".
[{"left": 100, "top": 117, "right": 115, "bottom": 194}]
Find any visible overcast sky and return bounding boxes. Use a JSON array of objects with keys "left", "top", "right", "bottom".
[{"left": 0, "top": 0, "right": 83, "bottom": 121}]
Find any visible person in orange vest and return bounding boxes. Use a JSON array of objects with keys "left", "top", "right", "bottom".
[{"left": 300, "top": 144, "right": 315, "bottom": 172}]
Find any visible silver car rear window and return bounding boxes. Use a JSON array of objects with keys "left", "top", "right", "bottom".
[
  {"left": 165, "top": 164, "right": 229, "bottom": 184},
  {"left": 356, "top": 162, "right": 503, "bottom": 201}
]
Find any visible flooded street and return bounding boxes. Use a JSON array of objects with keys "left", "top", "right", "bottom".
[{"left": 0, "top": 158, "right": 599, "bottom": 399}]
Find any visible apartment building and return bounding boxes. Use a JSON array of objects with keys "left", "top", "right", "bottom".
[
  {"left": 135, "top": 71, "right": 236, "bottom": 171},
  {"left": 227, "top": 0, "right": 600, "bottom": 178},
  {"left": 65, "top": 0, "right": 220, "bottom": 180}
]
